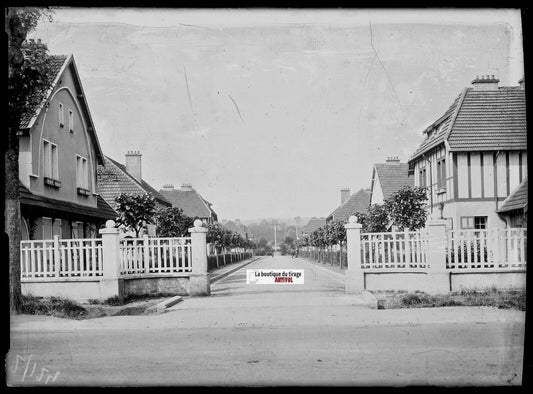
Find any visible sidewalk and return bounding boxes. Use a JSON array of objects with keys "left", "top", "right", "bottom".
[
  {"left": 209, "top": 255, "right": 262, "bottom": 283},
  {"left": 298, "top": 256, "right": 346, "bottom": 279}
]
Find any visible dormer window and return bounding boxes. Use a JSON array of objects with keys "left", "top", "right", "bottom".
[
  {"left": 58, "top": 103, "right": 64, "bottom": 127},
  {"left": 68, "top": 109, "right": 74, "bottom": 132}
]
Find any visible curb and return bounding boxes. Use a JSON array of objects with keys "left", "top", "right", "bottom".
[
  {"left": 145, "top": 296, "right": 183, "bottom": 314},
  {"left": 210, "top": 256, "right": 262, "bottom": 283}
]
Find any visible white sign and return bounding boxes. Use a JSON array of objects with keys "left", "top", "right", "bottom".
[{"left": 246, "top": 269, "right": 304, "bottom": 284}]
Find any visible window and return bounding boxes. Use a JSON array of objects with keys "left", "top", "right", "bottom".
[
  {"left": 52, "top": 219, "right": 62, "bottom": 238},
  {"left": 68, "top": 109, "right": 74, "bottom": 132},
  {"left": 58, "top": 103, "right": 64, "bottom": 127},
  {"left": 43, "top": 140, "right": 59, "bottom": 181},
  {"left": 461, "top": 216, "right": 487, "bottom": 229},
  {"left": 72, "top": 221, "right": 84, "bottom": 238},
  {"left": 437, "top": 157, "right": 446, "bottom": 189},
  {"left": 76, "top": 155, "right": 89, "bottom": 190},
  {"left": 419, "top": 167, "right": 427, "bottom": 188},
  {"left": 42, "top": 217, "right": 53, "bottom": 239}
]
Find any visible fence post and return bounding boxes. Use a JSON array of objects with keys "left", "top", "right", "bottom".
[
  {"left": 345, "top": 215, "right": 364, "bottom": 293},
  {"left": 426, "top": 219, "right": 450, "bottom": 294},
  {"left": 188, "top": 219, "right": 210, "bottom": 296},
  {"left": 53, "top": 235, "right": 61, "bottom": 278},
  {"left": 143, "top": 235, "right": 150, "bottom": 273},
  {"left": 98, "top": 220, "right": 123, "bottom": 300}
]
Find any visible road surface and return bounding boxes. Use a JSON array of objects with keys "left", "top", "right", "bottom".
[{"left": 7, "top": 255, "right": 525, "bottom": 386}]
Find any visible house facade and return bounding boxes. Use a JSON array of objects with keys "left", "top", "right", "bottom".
[
  {"left": 18, "top": 54, "right": 116, "bottom": 240},
  {"left": 408, "top": 75, "right": 527, "bottom": 230},
  {"left": 159, "top": 184, "right": 218, "bottom": 224},
  {"left": 369, "top": 157, "right": 413, "bottom": 205}
]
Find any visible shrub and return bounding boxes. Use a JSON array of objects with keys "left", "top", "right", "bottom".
[{"left": 21, "top": 295, "right": 87, "bottom": 319}]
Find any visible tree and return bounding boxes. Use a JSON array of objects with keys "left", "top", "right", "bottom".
[
  {"left": 114, "top": 193, "right": 157, "bottom": 237},
  {"left": 6, "top": 7, "right": 55, "bottom": 313},
  {"left": 154, "top": 207, "right": 194, "bottom": 237},
  {"left": 206, "top": 222, "right": 229, "bottom": 253},
  {"left": 355, "top": 204, "right": 390, "bottom": 233},
  {"left": 384, "top": 186, "right": 428, "bottom": 230}
]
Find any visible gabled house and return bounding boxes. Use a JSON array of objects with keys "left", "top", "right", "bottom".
[
  {"left": 327, "top": 188, "right": 370, "bottom": 223},
  {"left": 407, "top": 75, "right": 527, "bottom": 230},
  {"left": 301, "top": 217, "right": 326, "bottom": 236},
  {"left": 97, "top": 152, "right": 172, "bottom": 235},
  {"left": 18, "top": 54, "right": 116, "bottom": 240},
  {"left": 369, "top": 157, "right": 414, "bottom": 205},
  {"left": 159, "top": 184, "right": 218, "bottom": 224}
]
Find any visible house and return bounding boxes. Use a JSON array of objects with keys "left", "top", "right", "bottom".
[
  {"left": 301, "top": 217, "right": 326, "bottom": 236},
  {"left": 497, "top": 177, "right": 528, "bottom": 228},
  {"left": 222, "top": 219, "right": 253, "bottom": 239},
  {"left": 407, "top": 75, "right": 527, "bottom": 230},
  {"left": 159, "top": 184, "right": 218, "bottom": 224},
  {"left": 326, "top": 188, "right": 370, "bottom": 223},
  {"left": 369, "top": 157, "right": 413, "bottom": 205},
  {"left": 17, "top": 54, "right": 116, "bottom": 240},
  {"left": 97, "top": 151, "right": 172, "bottom": 235}
]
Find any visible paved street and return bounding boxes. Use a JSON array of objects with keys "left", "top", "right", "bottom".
[{"left": 8, "top": 255, "right": 525, "bottom": 386}]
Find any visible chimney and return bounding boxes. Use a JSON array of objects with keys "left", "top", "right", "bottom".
[
  {"left": 125, "top": 150, "right": 142, "bottom": 182},
  {"left": 386, "top": 156, "right": 401, "bottom": 164},
  {"left": 181, "top": 183, "right": 193, "bottom": 191},
  {"left": 162, "top": 184, "right": 175, "bottom": 192},
  {"left": 518, "top": 77, "right": 525, "bottom": 90},
  {"left": 471, "top": 74, "right": 500, "bottom": 91},
  {"left": 341, "top": 187, "right": 350, "bottom": 205}
]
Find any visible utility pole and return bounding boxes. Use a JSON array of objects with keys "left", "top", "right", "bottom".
[{"left": 273, "top": 220, "right": 277, "bottom": 254}]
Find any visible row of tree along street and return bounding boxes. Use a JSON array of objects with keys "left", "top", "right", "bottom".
[{"left": 297, "top": 186, "right": 428, "bottom": 268}]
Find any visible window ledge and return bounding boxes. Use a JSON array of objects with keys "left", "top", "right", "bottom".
[
  {"left": 436, "top": 188, "right": 447, "bottom": 195},
  {"left": 44, "top": 177, "right": 61, "bottom": 188},
  {"left": 77, "top": 187, "right": 91, "bottom": 196}
]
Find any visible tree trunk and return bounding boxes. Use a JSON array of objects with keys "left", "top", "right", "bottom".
[{"left": 6, "top": 127, "right": 22, "bottom": 313}]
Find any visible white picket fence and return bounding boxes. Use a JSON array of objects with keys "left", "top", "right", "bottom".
[
  {"left": 120, "top": 237, "right": 192, "bottom": 275},
  {"left": 446, "top": 228, "right": 527, "bottom": 271},
  {"left": 360, "top": 229, "right": 429, "bottom": 271},
  {"left": 21, "top": 237, "right": 103, "bottom": 279},
  {"left": 358, "top": 227, "right": 526, "bottom": 272}
]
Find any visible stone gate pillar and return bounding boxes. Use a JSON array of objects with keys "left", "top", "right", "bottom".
[
  {"left": 99, "top": 220, "right": 124, "bottom": 299},
  {"left": 426, "top": 219, "right": 450, "bottom": 294},
  {"left": 189, "top": 219, "right": 210, "bottom": 296},
  {"left": 345, "top": 215, "right": 364, "bottom": 294}
]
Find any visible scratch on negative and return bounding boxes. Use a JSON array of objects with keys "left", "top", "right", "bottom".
[
  {"left": 183, "top": 66, "right": 194, "bottom": 115},
  {"left": 229, "top": 95, "right": 244, "bottom": 122}
]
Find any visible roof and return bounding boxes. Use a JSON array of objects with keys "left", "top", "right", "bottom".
[
  {"left": 410, "top": 84, "right": 527, "bottom": 162},
  {"left": 498, "top": 177, "right": 528, "bottom": 213},
  {"left": 301, "top": 217, "right": 326, "bottom": 234},
  {"left": 19, "top": 182, "right": 116, "bottom": 220},
  {"left": 20, "top": 55, "right": 68, "bottom": 129},
  {"left": 19, "top": 54, "right": 105, "bottom": 165},
  {"left": 159, "top": 188, "right": 218, "bottom": 220},
  {"left": 222, "top": 220, "right": 250, "bottom": 238},
  {"left": 97, "top": 156, "right": 171, "bottom": 211},
  {"left": 328, "top": 189, "right": 370, "bottom": 222},
  {"left": 373, "top": 163, "right": 414, "bottom": 201}
]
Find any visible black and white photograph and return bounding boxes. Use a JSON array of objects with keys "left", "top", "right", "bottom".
[{"left": 5, "top": 7, "right": 527, "bottom": 386}]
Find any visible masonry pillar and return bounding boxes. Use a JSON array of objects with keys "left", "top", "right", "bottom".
[
  {"left": 189, "top": 219, "right": 210, "bottom": 296},
  {"left": 98, "top": 220, "right": 124, "bottom": 299},
  {"left": 426, "top": 219, "right": 450, "bottom": 294},
  {"left": 345, "top": 215, "right": 364, "bottom": 294}
]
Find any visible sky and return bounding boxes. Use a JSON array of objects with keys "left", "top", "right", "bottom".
[{"left": 30, "top": 8, "right": 524, "bottom": 221}]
